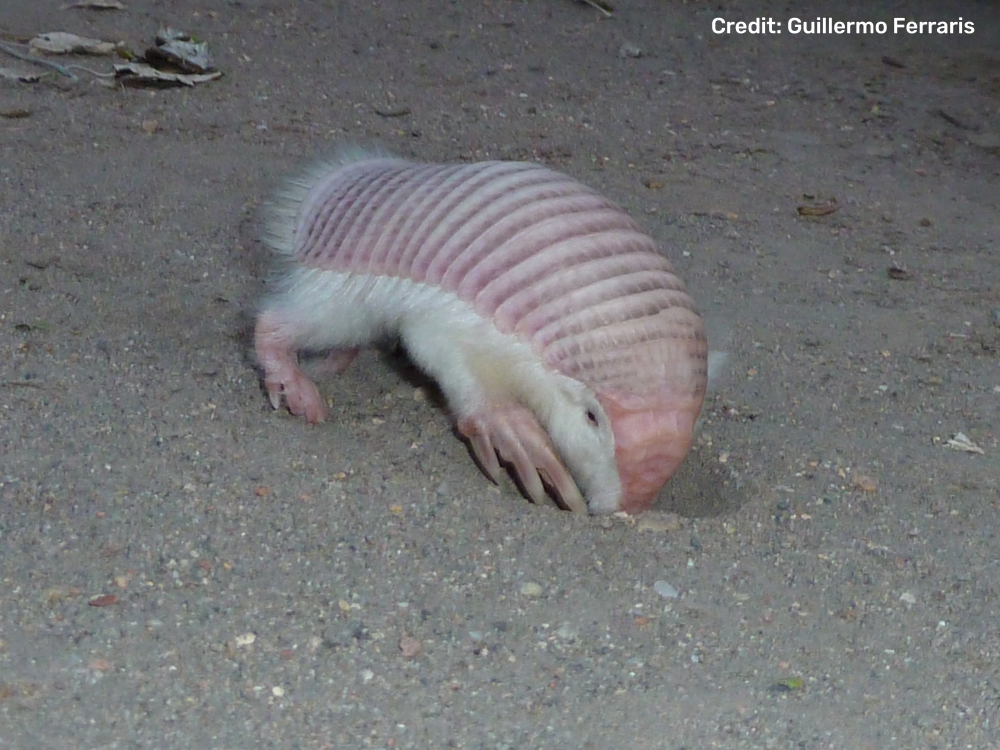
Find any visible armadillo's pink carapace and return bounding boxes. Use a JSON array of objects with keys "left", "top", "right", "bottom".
[{"left": 254, "top": 148, "right": 708, "bottom": 514}]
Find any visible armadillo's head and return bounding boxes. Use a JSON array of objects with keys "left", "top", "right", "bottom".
[{"left": 597, "top": 389, "right": 705, "bottom": 513}]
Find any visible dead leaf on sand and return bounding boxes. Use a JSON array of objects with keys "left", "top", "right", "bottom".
[{"left": 29, "top": 31, "right": 122, "bottom": 56}]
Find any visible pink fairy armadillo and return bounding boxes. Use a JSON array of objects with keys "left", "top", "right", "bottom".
[{"left": 254, "top": 148, "right": 709, "bottom": 514}]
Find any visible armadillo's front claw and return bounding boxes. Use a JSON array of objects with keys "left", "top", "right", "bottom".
[
  {"left": 466, "top": 430, "right": 503, "bottom": 485},
  {"left": 458, "top": 405, "right": 588, "bottom": 513},
  {"left": 537, "top": 460, "right": 587, "bottom": 514},
  {"left": 500, "top": 433, "right": 552, "bottom": 509}
]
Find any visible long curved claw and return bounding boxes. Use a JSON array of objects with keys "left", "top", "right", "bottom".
[
  {"left": 458, "top": 405, "right": 588, "bottom": 513},
  {"left": 537, "top": 460, "right": 587, "bottom": 515},
  {"left": 466, "top": 430, "right": 502, "bottom": 484},
  {"left": 497, "top": 430, "right": 552, "bottom": 508}
]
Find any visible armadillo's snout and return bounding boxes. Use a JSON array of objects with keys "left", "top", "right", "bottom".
[{"left": 599, "top": 391, "right": 703, "bottom": 514}]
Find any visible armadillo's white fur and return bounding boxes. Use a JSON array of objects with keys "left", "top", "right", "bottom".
[{"left": 264, "top": 263, "right": 625, "bottom": 512}]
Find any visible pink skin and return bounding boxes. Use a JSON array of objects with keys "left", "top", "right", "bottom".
[
  {"left": 458, "top": 405, "right": 588, "bottom": 513},
  {"left": 254, "top": 310, "right": 359, "bottom": 424},
  {"left": 597, "top": 389, "right": 705, "bottom": 513}
]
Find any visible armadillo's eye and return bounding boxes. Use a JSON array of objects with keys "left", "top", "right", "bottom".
[{"left": 585, "top": 409, "right": 600, "bottom": 428}]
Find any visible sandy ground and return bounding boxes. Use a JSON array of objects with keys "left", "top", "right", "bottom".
[{"left": 2, "top": 1, "right": 999, "bottom": 748}]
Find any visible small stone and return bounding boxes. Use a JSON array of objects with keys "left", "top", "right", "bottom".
[
  {"left": 271, "top": 686, "right": 285, "bottom": 697},
  {"left": 887, "top": 266, "right": 911, "bottom": 280},
  {"left": 851, "top": 474, "right": 878, "bottom": 493},
  {"left": 653, "top": 580, "right": 679, "bottom": 599},
  {"left": 399, "top": 635, "right": 422, "bottom": 659},
  {"left": 555, "top": 623, "right": 578, "bottom": 641},
  {"left": 618, "top": 42, "right": 642, "bottom": 59},
  {"left": 520, "top": 582, "right": 543, "bottom": 598},
  {"left": 636, "top": 512, "right": 682, "bottom": 533},
  {"left": 899, "top": 591, "right": 917, "bottom": 605}
]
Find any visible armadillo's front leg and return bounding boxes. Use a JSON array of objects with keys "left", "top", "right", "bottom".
[
  {"left": 254, "top": 310, "right": 329, "bottom": 423},
  {"left": 458, "top": 405, "right": 588, "bottom": 513}
]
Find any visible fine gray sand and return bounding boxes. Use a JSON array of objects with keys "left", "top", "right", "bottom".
[{"left": 2, "top": 1, "right": 999, "bottom": 747}]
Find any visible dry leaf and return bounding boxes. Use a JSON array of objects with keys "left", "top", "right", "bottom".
[
  {"left": 146, "top": 27, "right": 215, "bottom": 73},
  {"left": 113, "top": 62, "right": 222, "bottom": 87},
  {"left": 797, "top": 200, "right": 839, "bottom": 217},
  {"left": 88, "top": 593, "right": 119, "bottom": 607},
  {"left": 946, "top": 432, "right": 985, "bottom": 454},
  {"left": 30, "top": 32, "right": 120, "bottom": 56}
]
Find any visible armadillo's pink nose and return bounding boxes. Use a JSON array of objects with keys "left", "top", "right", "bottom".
[{"left": 599, "top": 391, "right": 703, "bottom": 514}]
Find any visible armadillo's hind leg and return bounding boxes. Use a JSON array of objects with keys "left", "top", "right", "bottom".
[
  {"left": 458, "top": 405, "right": 588, "bottom": 513},
  {"left": 254, "top": 309, "right": 328, "bottom": 423},
  {"left": 320, "top": 347, "right": 361, "bottom": 375}
]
